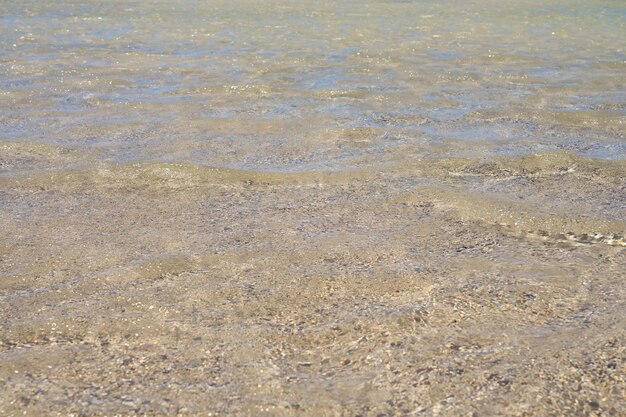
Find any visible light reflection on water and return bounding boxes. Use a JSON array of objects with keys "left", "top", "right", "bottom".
[{"left": 0, "top": 0, "right": 624, "bottom": 167}]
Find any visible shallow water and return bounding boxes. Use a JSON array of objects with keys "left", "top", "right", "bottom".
[{"left": 1, "top": 1, "right": 625, "bottom": 416}]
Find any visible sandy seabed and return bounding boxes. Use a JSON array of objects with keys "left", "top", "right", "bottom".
[
  {"left": 1, "top": 149, "right": 624, "bottom": 416},
  {"left": 1, "top": 0, "right": 625, "bottom": 415}
]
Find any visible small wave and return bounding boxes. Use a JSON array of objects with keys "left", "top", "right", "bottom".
[
  {"left": 433, "top": 150, "right": 626, "bottom": 181},
  {"left": 0, "top": 161, "right": 377, "bottom": 192},
  {"left": 396, "top": 184, "right": 625, "bottom": 248}
]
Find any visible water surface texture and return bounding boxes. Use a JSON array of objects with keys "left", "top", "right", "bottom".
[{"left": 1, "top": 0, "right": 625, "bottom": 415}]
